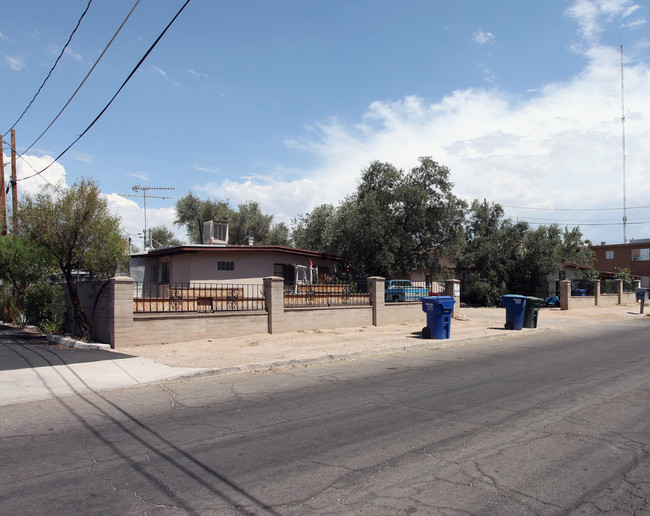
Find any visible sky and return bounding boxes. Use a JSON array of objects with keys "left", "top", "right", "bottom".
[{"left": 1, "top": 0, "right": 649, "bottom": 250}]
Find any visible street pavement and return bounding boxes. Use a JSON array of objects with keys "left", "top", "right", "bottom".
[{"left": 0, "top": 303, "right": 646, "bottom": 406}]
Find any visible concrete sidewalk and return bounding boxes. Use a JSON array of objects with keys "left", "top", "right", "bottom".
[{"left": 0, "top": 304, "right": 646, "bottom": 406}]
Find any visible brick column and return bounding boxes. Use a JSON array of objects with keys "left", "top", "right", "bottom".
[
  {"left": 264, "top": 276, "right": 285, "bottom": 334},
  {"left": 616, "top": 279, "right": 624, "bottom": 305},
  {"left": 367, "top": 277, "right": 385, "bottom": 326},
  {"left": 111, "top": 276, "right": 134, "bottom": 349},
  {"left": 560, "top": 280, "right": 572, "bottom": 311},
  {"left": 445, "top": 279, "right": 461, "bottom": 318},
  {"left": 593, "top": 279, "right": 601, "bottom": 307}
]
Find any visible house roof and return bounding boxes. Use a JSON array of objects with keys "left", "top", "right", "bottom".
[{"left": 132, "top": 244, "right": 345, "bottom": 262}]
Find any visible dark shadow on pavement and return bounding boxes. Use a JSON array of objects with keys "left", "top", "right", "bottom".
[{"left": 0, "top": 325, "right": 132, "bottom": 372}]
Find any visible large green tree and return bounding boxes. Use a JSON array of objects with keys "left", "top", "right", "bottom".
[
  {"left": 174, "top": 194, "right": 289, "bottom": 246},
  {"left": 229, "top": 201, "right": 290, "bottom": 245},
  {"left": 291, "top": 203, "right": 338, "bottom": 252},
  {"left": 19, "top": 178, "right": 127, "bottom": 340},
  {"left": 293, "top": 157, "right": 466, "bottom": 277},
  {"left": 174, "top": 192, "right": 234, "bottom": 243},
  {"left": 458, "top": 199, "right": 590, "bottom": 305}
]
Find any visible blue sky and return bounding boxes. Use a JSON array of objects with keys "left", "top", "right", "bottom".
[{"left": 2, "top": 0, "right": 649, "bottom": 248}]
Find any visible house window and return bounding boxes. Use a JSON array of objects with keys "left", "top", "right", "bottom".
[
  {"left": 160, "top": 261, "right": 170, "bottom": 283},
  {"left": 217, "top": 261, "right": 234, "bottom": 271},
  {"left": 605, "top": 250, "right": 614, "bottom": 260},
  {"left": 631, "top": 248, "right": 650, "bottom": 261}
]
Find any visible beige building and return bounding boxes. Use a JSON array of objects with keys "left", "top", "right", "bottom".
[{"left": 130, "top": 244, "right": 344, "bottom": 287}]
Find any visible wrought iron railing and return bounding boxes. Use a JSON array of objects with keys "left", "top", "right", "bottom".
[
  {"left": 284, "top": 283, "right": 370, "bottom": 308},
  {"left": 133, "top": 283, "right": 266, "bottom": 313}
]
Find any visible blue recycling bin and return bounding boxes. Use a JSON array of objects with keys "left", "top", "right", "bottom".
[
  {"left": 501, "top": 294, "right": 526, "bottom": 330},
  {"left": 421, "top": 296, "right": 455, "bottom": 339},
  {"left": 571, "top": 288, "right": 586, "bottom": 297}
]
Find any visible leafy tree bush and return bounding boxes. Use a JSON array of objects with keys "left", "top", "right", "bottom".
[
  {"left": 24, "top": 282, "right": 64, "bottom": 333},
  {"left": 292, "top": 157, "right": 467, "bottom": 277},
  {"left": 19, "top": 178, "right": 127, "bottom": 341}
]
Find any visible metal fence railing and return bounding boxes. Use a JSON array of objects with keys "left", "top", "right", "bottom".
[
  {"left": 133, "top": 283, "right": 266, "bottom": 313},
  {"left": 412, "top": 280, "right": 446, "bottom": 295},
  {"left": 570, "top": 279, "right": 595, "bottom": 296},
  {"left": 570, "top": 278, "right": 634, "bottom": 296},
  {"left": 284, "top": 283, "right": 370, "bottom": 308}
]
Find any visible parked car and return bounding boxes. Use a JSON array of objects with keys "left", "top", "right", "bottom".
[{"left": 385, "top": 279, "right": 430, "bottom": 302}]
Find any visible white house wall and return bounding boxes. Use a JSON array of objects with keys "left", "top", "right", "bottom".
[{"left": 167, "top": 250, "right": 334, "bottom": 285}]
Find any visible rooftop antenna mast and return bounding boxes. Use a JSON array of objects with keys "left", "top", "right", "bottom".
[
  {"left": 620, "top": 44, "right": 628, "bottom": 243},
  {"left": 120, "top": 184, "right": 175, "bottom": 249}
]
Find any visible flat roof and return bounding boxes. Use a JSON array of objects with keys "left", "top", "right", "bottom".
[{"left": 131, "top": 244, "right": 344, "bottom": 262}]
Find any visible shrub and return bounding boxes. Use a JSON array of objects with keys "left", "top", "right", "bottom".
[{"left": 24, "top": 282, "right": 64, "bottom": 333}]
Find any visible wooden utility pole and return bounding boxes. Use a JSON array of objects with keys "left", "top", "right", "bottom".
[
  {"left": 11, "top": 130, "right": 18, "bottom": 234},
  {"left": 0, "top": 136, "right": 7, "bottom": 235}
]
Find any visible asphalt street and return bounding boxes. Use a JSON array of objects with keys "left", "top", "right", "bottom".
[{"left": 0, "top": 317, "right": 648, "bottom": 514}]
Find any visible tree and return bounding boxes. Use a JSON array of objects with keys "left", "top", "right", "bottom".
[
  {"left": 174, "top": 194, "right": 289, "bottom": 246},
  {"left": 291, "top": 204, "right": 338, "bottom": 252},
  {"left": 229, "top": 201, "right": 272, "bottom": 245},
  {"left": 174, "top": 192, "right": 234, "bottom": 243},
  {"left": 458, "top": 200, "right": 530, "bottom": 306},
  {"left": 150, "top": 225, "right": 184, "bottom": 248},
  {"left": 458, "top": 200, "right": 589, "bottom": 305},
  {"left": 559, "top": 226, "right": 594, "bottom": 267},
  {"left": 326, "top": 157, "right": 467, "bottom": 277},
  {"left": 0, "top": 235, "right": 54, "bottom": 308},
  {"left": 19, "top": 178, "right": 127, "bottom": 340}
]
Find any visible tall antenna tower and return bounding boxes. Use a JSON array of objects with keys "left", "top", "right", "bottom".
[
  {"left": 620, "top": 44, "right": 628, "bottom": 243},
  {"left": 120, "top": 184, "right": 175, "bottom": 249}
]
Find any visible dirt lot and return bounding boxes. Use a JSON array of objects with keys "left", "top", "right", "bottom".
[{"left": 117, "top": 303, "right": 647, "bottom": 370}]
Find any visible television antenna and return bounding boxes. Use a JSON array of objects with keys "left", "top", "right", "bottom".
[{"left": 119, "top": 184, "right": 174, "bottom": 249}]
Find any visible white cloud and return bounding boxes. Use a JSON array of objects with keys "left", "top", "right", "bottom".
[
  {"left": 188, "top": 68, "right": 209, "bottom": 80},
  {"left": 567, "top": 0, "right": 646, "bottom": 46},
  {"left": 193, "top": 163, "right": 220, "bottom": 174},
  {"left": 193, "top": 10, "right": 650, "bottom": 244},
  {"left": 152, "top": 65, "right": 168, "bottom": 78},
  {"left": 105, "top": 194, "right": 184, "bottom": 246},
  {"left": 70, "top": 150, "right": 95, "bottom": 163},
  {"left": 2, "top": 153, "right": 67, "bottom": 195},
  {"left": 4, "top": 55, "right": 25, "bottom": 71},
  {"left": 64, "top": 47, "right": 83, "bottom": 62},
  {"left": 473, "top": 30, "right": 495, "bottom": 45}
]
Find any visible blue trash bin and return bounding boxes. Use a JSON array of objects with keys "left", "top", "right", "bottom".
[
  {"left": 571, "top": 289, "right": 586, "bottom": 297},
  {"left": 500, "top": 294, "right": 526, "bottom": 330},
  {"left": 421, "top": 296, "right": 455, "bottom": 339}
]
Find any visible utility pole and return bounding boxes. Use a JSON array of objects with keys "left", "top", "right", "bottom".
[
  {"left": 0, "top": 136, "right": 7, "bottom": 236},
  {"left": 119, "top": 184, "right": 174, "bottom": 250},
  {"left": 11, "top": 130, "right": 18, "bottom": 234}
]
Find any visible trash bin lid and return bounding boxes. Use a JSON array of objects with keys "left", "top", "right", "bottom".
[
  {"left": 524, "top": 296, "right": 544, "bottom": 305},
  {"left": 421, "top": 295, "right": 455, "bottom": 310},
  {"left": 501, "top": 294, "right": 526, "bottom": 306}
]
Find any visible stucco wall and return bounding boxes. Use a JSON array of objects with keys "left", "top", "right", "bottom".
[
  {"left": 130, "top": 312, "right": 269, "bottom": 345},
  {"left": 381, "top": 303, "right": 425, "bottom": 325}
]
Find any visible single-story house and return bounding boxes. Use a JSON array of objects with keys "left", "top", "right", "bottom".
[{"left": 129, "top": 244, "right": 345, "bottom": 288}]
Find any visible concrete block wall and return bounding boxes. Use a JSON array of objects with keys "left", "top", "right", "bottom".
[
  {"left": 71, "top": 276, "right": 455, "bottom": 348},
  {"left": 130, "top": 312, "right": 268, "bottom": 346}
]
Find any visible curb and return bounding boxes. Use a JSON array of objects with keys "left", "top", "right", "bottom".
[{"left": 46, "top": 334, "right": 111, "bottom": 351}]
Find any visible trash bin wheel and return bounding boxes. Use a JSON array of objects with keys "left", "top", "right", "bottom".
[
  {"left": 422, "top": 327, "right": 431, "bottom": 339},
  {"left": 505, "top": 321, "right": 513, "bottom": 330}
]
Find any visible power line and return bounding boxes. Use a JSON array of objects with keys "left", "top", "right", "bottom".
[
  {"left": 501, "top": 204, "right": 650, "bottom": 212},
  {"left": 17, "top": 0, "right": 141, "bottom": 159},
  {"left": 2, "top": 0, "right": 94, "bottom": 138},
  {"left": 16, "top": 0, "right": 192, "bottom": 183},
  {"left": 523, "top": 220, "right": 650, "bottom": 227}
]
